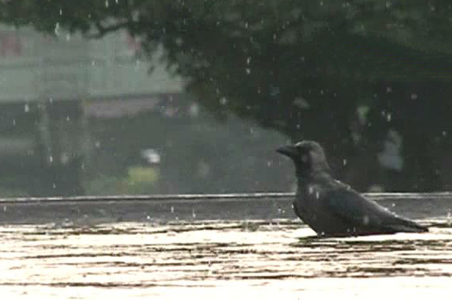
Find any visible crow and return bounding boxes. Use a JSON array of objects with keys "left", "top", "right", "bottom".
[{"left": 277, "top": 140, "right": 428, "bottom": 237}]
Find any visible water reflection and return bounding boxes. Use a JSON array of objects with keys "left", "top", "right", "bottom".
[
  {"left": 1, "top": 221, "right": 451, "bottom": 291},
  {"left": 0, "top": 1, "right": 452, "bottom": 196}
]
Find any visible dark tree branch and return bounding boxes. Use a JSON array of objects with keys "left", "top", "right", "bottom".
[{"left": 86, "top": 20, "right": 133, "bottom": 38}]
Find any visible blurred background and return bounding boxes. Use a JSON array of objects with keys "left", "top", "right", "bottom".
[{"left": 0, "top": 0, "right": 452, "bottom": 197}]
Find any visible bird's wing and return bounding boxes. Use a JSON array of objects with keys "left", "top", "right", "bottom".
[{"left": 323, "top": 181, "right": 426, "bottom": 232}]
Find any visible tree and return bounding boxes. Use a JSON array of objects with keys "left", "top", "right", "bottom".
[{"left": 2, "top": 0, "right": 452, "bottom": 191}]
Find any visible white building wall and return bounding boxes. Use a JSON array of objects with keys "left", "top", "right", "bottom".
[{"left": 0, "top": 26, "right": 184, "bottom": 103}]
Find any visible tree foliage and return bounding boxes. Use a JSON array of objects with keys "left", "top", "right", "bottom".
[{"left": 2, "top": 0, "right": 452, "bottom": 191}]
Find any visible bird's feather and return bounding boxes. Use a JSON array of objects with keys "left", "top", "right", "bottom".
[{"left": 324, "top": 181, "right": 428, "bottom": 233}]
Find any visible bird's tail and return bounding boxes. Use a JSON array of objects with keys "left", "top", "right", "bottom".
[{"left": 389, "top": 217, "right": 429, "bottom": 233}]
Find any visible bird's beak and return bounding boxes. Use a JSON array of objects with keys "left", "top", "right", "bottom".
[{"left": 276, "top": 145, "right": 297, "bottom": 158}]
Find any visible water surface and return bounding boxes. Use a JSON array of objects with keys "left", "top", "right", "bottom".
[{"left": 1, "top": 219, "right": 451, "bottom": 299}]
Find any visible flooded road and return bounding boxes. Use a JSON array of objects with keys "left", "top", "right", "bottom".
[{"left": 1, "top": 219, "right": 452, "bottom": 299}]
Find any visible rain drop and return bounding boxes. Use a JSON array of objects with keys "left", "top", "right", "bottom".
[
  {"left": 54, "top": 23, "right": 60, "bottom": 36},
  {"left": 363, "top": 215, "right": 369, "bottom": 225},
  {"left": 24, "top": 104, "right": 30, "bottom": 113},
  {"left": 411, "top": 93, "right": 418, "bottom": 100}
]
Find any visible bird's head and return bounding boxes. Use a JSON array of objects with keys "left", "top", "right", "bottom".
[{"left": 276, "top": 140, "right": 330, "bottom": 176}]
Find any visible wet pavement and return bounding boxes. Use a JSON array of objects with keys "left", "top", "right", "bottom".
[
  {"left": 1, "top": 194, "right": 452, "bottom": 299},
  {"left": 1, "top": 219, "right": 452, "bottom": 299}
]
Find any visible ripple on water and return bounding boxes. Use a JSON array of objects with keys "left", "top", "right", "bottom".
[{"left": 1, "top": 220, "right": 451, "bottom": 298}]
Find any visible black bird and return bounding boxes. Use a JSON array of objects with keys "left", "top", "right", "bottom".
[{"left": 277, "top": 140, "right": 428, "bottom": 237}]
